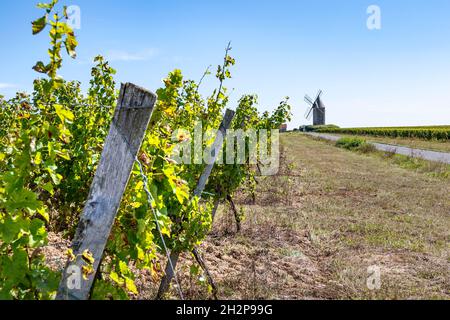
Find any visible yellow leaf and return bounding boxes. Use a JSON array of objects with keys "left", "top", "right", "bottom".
[
  {"left": 130, "top": 202, "right": 142, "bottom": 209},
  {"left": 160, "top": 225, "right": 171, "bottom": 237},
  {"left": 66, "top": 248, "right": 76, "bottom": 262},
  {"left": 54, "top": 104, "right": 74, "bottom": 122},
  {"left": 37, "top": 207, "right": 49, "bottom": 223},
  {"left": 147, "top": 135, "right": 159, "bottom": 146},
  {"left": 125, "top": 278, "right": 138, "bottom": 294},
  {"left": 18, "top": 113, "right": 31, "bottom": 119},
  {"left": 82, "top": 249, "right": 95, "bottom": 264},
  {"left": 56, "top": 149, "right": 71, "bottom": 160},
  {"left": 134, "top": 181, "right": 144, "bottom": 191},
  {"left": 82, "top": 265, "right": 94, "bottom": 280},
  {"left": 118, "top": 260, "right": 129, "bottom": 275},
  {"left": 164, "top": 106, "right": 176, "bottom": 117},
  {"left": 137, "top": 246, "right": 145, "bottom": 261},
  {"left": 34, "top": 152, "right": 42, "bottom": 165},
  {"left": 109, "top": 271, "right": 124, "bottom": 285}
]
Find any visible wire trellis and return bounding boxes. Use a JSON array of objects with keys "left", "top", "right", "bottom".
[{"left": 135, "top": 157, "right": 184, "bottom": 300}]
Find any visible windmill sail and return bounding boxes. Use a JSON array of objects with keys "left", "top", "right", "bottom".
[
  {"left": 305, "top": 106, "right": 314, "bottom": 120},
  {"left": 304, "top": 95, "right": 314, "bottom": 106}
]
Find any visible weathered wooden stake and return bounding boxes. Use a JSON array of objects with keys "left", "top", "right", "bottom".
[
  {"left": 156, "top": 109, "right": 235, "bottom": 299},
  {"left": 56, "top": 83, "right": 157, "bottom": 300},
  {"left": 227, "top": 194, "right": 241, "bottom": 232},
  {"left": 192, "top": 247, "right": 218, "bottom": 300},
  {"left": 193, "top": 109, "right": 235, "bottom": 198}
]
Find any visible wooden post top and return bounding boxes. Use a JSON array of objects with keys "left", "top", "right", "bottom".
[{"left": 118, "top": 83, "right": 157, "bottom": 110}]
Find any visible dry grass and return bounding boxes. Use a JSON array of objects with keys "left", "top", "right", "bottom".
[{"left": 158, "top": 133, "right": 449, "bottom": 300}]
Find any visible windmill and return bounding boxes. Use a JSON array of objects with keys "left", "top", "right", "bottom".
[{"left": 304, "top": 90, "right": 326, "bottom": 126}]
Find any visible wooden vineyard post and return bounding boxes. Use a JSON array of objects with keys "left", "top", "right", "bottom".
[
  {"left": 56, "top": 83, "right": 157, "bottom": 300},
  {"left": 156, "top": 109, "right": 235, "bottom": 299},
  {"left": 193, "top": 109, "right": 235, "bottom": 198},
  {"left": 192, "top": 247, "right": 218, "bottom": 299},
  {"left": 227, "top": 194, "right": 241, "bottom": 232}
]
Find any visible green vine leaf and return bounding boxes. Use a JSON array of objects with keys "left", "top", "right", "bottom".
[
  {"left": 54, "top": 104, "right": 74, "bottom": 123},
  {"left": 32, "top": 61, "right": 51, "bottom": 74},
  {"left": 64, "top": 31, "right": 78, "bottom": 58},
  {"left": 4, "top": 188, "right": 42, "bottom": 213},
  {"left": 32, "top": 15, "right": 47, "bottom": 35}
]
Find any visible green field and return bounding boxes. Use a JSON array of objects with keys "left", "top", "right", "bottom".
[
  {"left": 316, "top": 126, "right": 450, "bottom": 141},
  {"left": 329, "top": 134, "right": 450, "bottom": 153}
]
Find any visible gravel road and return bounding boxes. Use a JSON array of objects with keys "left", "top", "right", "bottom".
[{"left": 305, "top": 132, "right": 450, "bottom": 164}]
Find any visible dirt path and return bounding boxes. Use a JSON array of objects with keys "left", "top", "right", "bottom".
[{"left": 307, "top": 132, "right": 450, "bottom": 164}]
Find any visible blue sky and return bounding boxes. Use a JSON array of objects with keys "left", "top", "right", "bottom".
[{"left": 1, "top": 0, "right": 450, "bottom": 128}]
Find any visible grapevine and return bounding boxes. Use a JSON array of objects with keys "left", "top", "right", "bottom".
[{"left": 0, "top": 0, "right": 292, "bottom": 300}]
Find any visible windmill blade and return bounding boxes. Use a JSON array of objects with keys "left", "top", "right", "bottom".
[
  {"left": 304, "top": 95, "right": 314, "bottom": 106},
  {"left": 305, "top": 106, "right": 314, "bottom": 120},
  {"left": 315, "top": 89, "right": 323, "bottom": 102}
]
